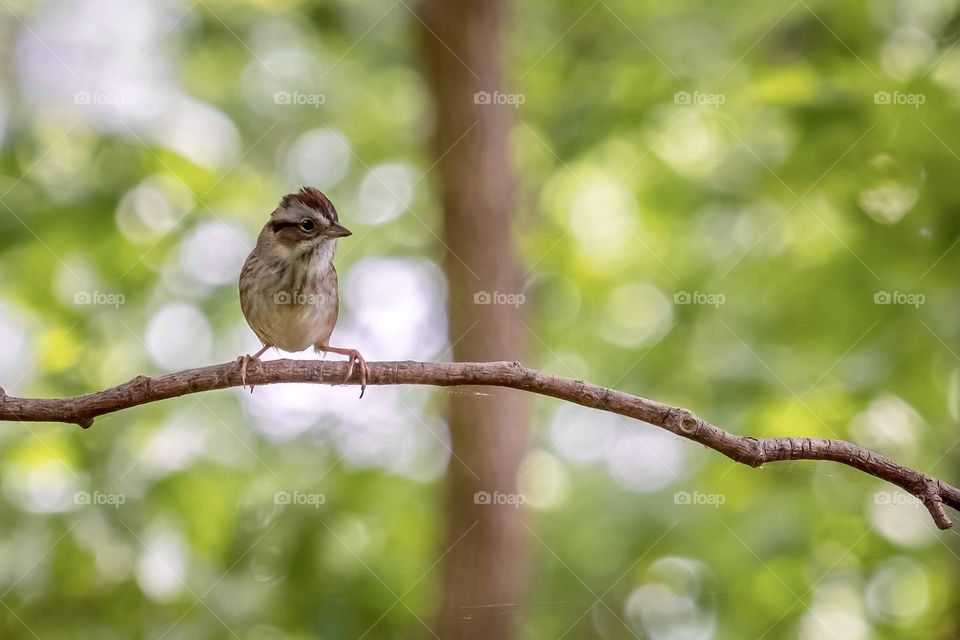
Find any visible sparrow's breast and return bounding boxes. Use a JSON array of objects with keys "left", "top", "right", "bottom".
[{"left": 240, "top": 252, "right": 340, "bottom": 352}]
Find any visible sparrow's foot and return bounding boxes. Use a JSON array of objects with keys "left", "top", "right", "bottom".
[
  {"left": 237, "top": 355, "right": 255, "bottom": 392},
  {"left": 237, "top": 345, "right": 271, "bottom": 392},
  {"left": 319, "top": 345, "right": 368, "bottom": 398}
]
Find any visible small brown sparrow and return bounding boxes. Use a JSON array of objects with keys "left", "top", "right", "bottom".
[{"left": 238, "top": 187, "right": 367, "bottom": 397}]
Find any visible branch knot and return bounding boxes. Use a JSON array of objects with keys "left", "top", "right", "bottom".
[
  {"left": 668, "top": 408, "right": 699, "bottom": 435},
  {"left": 745, "top": 437, "right": 766, "bottom": 467},
  {"left": 920, "top": 477, "right": 952, "bottom": 530}
]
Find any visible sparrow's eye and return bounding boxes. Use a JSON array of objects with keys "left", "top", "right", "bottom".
[{"left": 300, "top": 219, "right": 315, "bottom": 232}]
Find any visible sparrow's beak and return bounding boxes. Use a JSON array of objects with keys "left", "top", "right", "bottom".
[{"left": 326, "top": 223, "right": 352, "bottom": 238}]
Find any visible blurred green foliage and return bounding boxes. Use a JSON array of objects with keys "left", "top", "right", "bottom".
[{"left": 0, "top": 0, "right": 958, "bottom": 638}]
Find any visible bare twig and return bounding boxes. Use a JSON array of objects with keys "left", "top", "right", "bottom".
[{"left": 0, "top": 359, "right": 955, "bottom": 529}]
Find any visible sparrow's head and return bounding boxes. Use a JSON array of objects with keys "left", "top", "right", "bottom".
[{"left": 265, "top": 187, "right": 352, "bottom": 253}]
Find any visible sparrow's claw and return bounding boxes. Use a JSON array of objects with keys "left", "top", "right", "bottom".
[
  {"left": 341, "top": 349, "right": 367, "bottom": 398},
  {"left": 319, "top": 345, "right": 367, "bottom": 398},
  {"left": 237, "top": 355, "right": 252, "bottom": 392},
  {"left": 344, "top": 354, "right": 355, "bottom": 384},
  {"left": 352, "top": 351, "right": 368, "bottom": 399},
  {"left": 237, "top": 347, "right": 270, "bottom": 393}
]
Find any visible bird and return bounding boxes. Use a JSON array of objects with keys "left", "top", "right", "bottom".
[{"left": 237, "top": 186, "right": 367, "bottom": 397}]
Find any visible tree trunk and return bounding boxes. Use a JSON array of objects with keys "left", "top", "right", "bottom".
[{"left": 416, "top": 1, "right": 530, "bottom": 638}]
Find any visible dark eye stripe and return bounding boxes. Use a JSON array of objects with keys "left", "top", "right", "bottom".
[
  {"left": 270, "top": 221, "right": 297, "bottom": 232},
  {"left": 271, "top": 220, "right": 319, "bottom": 233}
]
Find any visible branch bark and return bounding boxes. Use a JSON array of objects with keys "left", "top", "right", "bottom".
[{"left": 1, "top": 358, "right": 956, "bottom": 529}]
